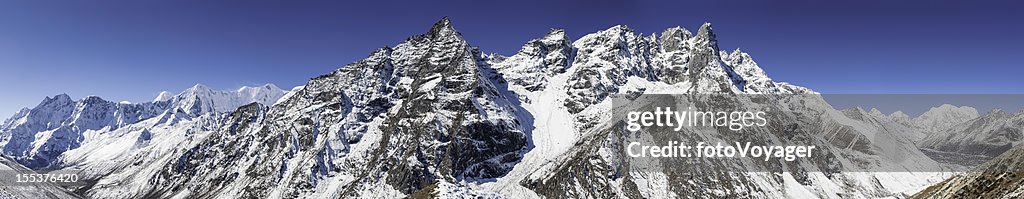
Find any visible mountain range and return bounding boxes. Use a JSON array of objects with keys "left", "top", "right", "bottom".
[{"left": 1, "top": 17, "right": 1022, "bottom": 198}]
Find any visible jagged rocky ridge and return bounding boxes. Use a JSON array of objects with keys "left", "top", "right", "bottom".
[
  {"left": 485, "top": 22, "right": 949, "bottom": 198},
  {"left": 72, "top": 17, "right": 531, "bottom": 198}
]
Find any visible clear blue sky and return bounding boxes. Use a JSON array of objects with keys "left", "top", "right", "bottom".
[{"left": 1, "top": 0, "right": 1021, "bottom": 116}]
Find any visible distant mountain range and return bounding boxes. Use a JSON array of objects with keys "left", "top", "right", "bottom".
[{"left": 0, "top": 83, "right": 287, "bottom": 169}]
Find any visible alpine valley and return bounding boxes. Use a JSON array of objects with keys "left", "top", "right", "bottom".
[{"left": 2, "top": 18, "right": 1022, "bottom": 198}]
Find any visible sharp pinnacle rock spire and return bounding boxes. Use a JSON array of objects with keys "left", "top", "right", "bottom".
[{"left": 427, "top": 16, "right": 459, "bottom": 39}]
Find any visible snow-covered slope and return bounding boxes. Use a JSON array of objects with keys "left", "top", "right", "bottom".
[{"left": 58, "top": 108, "right": 225, "bottom": 198}]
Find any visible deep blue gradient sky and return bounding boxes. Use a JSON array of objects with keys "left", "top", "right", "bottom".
[{"left": 1, "top": 0, "right": 1021, "bottom": 116}]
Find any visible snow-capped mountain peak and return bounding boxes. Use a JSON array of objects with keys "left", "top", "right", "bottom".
[
  {"left": 237, "top": 83, "right": 281, "bottom": 92},
  {"left": 722, "top": 49, "right": 772, "bottom": 84},
  {"left": 890, "top": 110, "right": 909, "bottom": 119},
  {"left": 869, "top": 107, "right": 885, "bottom": 116},
  {"left": 888, "top": 110, "right": 913, "bottom": 125},
  {"left": 542, "top": 28, "right": 567, "bottom": 41},
  {"left": 913, "top": 104, "right": 979, "bottom": 133},
  {"left": 426, "top": 16, "right": 460, "bottom": 39},
  {"left": 694, "top": 22, "right": 719, "bottom": 52},
  {"left": 490, "top": 27, "right": 573, "bottom": 92},
  {"left": 107, "top": 18, "right": 532, "bottom": 197},
  {"left": 154, "top": 91, "right": 175, "bottom": 102},
  {"left": 659, "top": 26, "right": 692, "bottom": 52},
  {"left": 39, "top": 93, "right": 72, "bottom": 106},
  {"left": 168, "top": 83, "right": 287, "bottom": 115},
  {"left": 237, "top": 83, "right": 285, "bottom": 102},
  {"left": 183, "top": 83, "right": 213, "bottom": 95}
]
